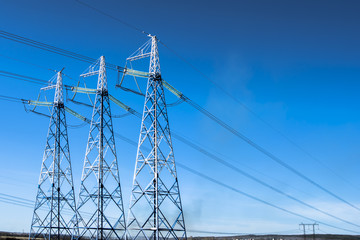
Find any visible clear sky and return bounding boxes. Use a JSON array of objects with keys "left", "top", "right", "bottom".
[{"left": 0, "top": 0, "right": 360, "bottom": 236}]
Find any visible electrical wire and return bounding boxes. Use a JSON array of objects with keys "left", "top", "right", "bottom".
[
  {"left": 74, "top": 0, "right": 150, "bottom": 37},
  {"left": 172, "top": 133, "right": 360, "bottom": 228},
  {"left": 110, "top": 94, "right": 360, "bottom": 225},
  {"left": 178, "top": 94, "right": 360, "bottom": 213},
  {"left": 0, "top": 30, "right": 95, "bottom": 62},
  {"left": 0, "top": 53, "right": 56, "bottom": 72},
  {"left": 0, "top": 30, "right": 123, "bottom": 71},
  {"left": 1, "top": 31, "right": 358, "bottom": 231},
  {"left": 2, "top": 96, "right": 359, "bottom": 235},
  {"left": 0, "top": 193, "right": 93, "bottom": 220},
  {"left": 0, "top": 73, "right": 47, "bottom": 86},
  {"left": 0, "top": 70, "right": 49, "bottom": 84},
  {"left": 0, "top": 70, "right": 75, "bottom": 92},
  {"left": 2, "top": 74, "right": 360, "bottom": 231},
  {"left": 0, "top": 192, "right": 269, "bottom": 237},
  {"left": 175, "top": 133, "right": 314, "bottom": 198},
  {"left": 0, "top": 53, "right": 75, "bottom": 81},
  {"left": 176, "top": 163, "right": 360, "bottom": 234},
  {"left": 0, "top": 94, "right": 26, "bottom": 103},
  {"left": 69, "top": 0, "right": 360, "bottom": 195},
  {"left": 3, "top": 2, "right": 357, "bottom": 197},
  {"left": 158, "top": 39, "right": 360, "bottom": 195},
  {"left": 108, "top": 102, "right": 360, "bottom": 230},
  {"left": 3, "top": 29, "right": 354, "bottom": 212}
]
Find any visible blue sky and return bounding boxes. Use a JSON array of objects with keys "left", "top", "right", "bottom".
[{"left": 1, "top": 0, "right": 360, "bottom": 236}]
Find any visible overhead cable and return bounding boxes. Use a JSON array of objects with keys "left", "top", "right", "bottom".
[
  {"left": 2, "top": 93, "right": 359, "bottom": 234},
  {"left": 2, "top": 74, "right": 360, "bottom": 229},
  {"left": 71, "top": 0, "right": 360, "bottom": 193},
  {"left": 177, "top": 163, "right": 360, "bottom": 234},
  {"left": 173, "top": 133, "right": 360, "bottom": 228},
  {"left": 162, "top": 80, "right": 360, "bottom": 213},
  {"left": 0, "top": 30, "right": 123, "bottom": 71}
]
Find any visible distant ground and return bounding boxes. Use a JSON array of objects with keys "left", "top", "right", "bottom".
[
  {"left": 0, "top": 232, "right": 28, "bottom": 240},
  {"left": 188, "top": 235, "right": 360, "bottom": 240},
  {"left": 1, "top": 231, "right": 360, "bottom": 240}
]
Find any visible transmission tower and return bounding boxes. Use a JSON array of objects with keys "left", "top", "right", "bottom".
[
  {"left": 300, "top": 223, "right": 319, "bottom": 240},
  {"left": 29, "top": 71, "right": 79, "bottom": 240},
  {"left": 127, "top": 35, "right": 187, "bottom": 240},
  {"left": 77, "top": 56, "right": 126, "bottom": 239}
]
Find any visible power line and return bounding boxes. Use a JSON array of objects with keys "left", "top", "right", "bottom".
[
  {"left": 2, "top": 29, "right": 355, "bottom": 210},
  {"left": 0, "top": 30, "right": 95, "bottom": 62},
  {"left": 0, "top": 73, "right": 47, "bottom": 86},
  {"left": 176, "top": 163, "right": 360, "bottom": 234},
  {"left": 177, "top": 93, "right": 360, "bottom": 213},
  {"left": 0, "top": 173, "right": 357, "bottom": 235},
  {"left": 176, "top": 133, "right": 314, "bottom": 198},
  {"left": 99, "top": 98, "right": 360, "bottom": 229},
  {"left": 0, "top": 192, "right": 262, "bottom": 237},
  {"left": 3, "top": 2, "right": 357, "bottom": 198},
  {"left": 70, "top": 0, "right": 360, "bottom": 194},
  {"left": 0, "top": 94, "right": 26, "bottom": 103},
  {"left": 0, "top": 53, "right": 56, "bottom": 72},
  {"left": 172, "top": 133, "right": 360, "bottom": 228},
  {"left": 2, "top": 72, "right": 360, "bottom": 230},
  {"left": 2, "top": 95, "right": 359, "bottom": 235},
  {"left": 0, "top": 30, "right": 123, "bottom": 71},
  {"left": 0, "top": 53, "right": 75, "bottom": 81},
  {"left": 0, "top": 29, "right": 358, "bottom": 232},
  {"left": 158, "top": 38, "right": 360, "bottom": 195},
  {"left": 0, "top": 70, "right": 76, "bottom": 91},
  {"left": 0, "top": 70, "right": 49, "bottom": 85},
  {"left": 74, "top": 0, "right": 150, "bottom": 36}
]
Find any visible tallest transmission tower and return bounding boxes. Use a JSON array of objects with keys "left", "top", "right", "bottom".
[{"left": 127, "top": 35, "right": 187, "bottom": 240}]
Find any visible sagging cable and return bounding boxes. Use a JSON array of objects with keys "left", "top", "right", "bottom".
[{"left": 162, "top": 78, "right": 360, "bottom": 213}]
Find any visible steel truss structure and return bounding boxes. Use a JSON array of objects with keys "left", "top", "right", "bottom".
[
  {"left": 127, "top": 36, "right": 187, "bottom": 240},
  {"left": 77, "top": 56, "right": 126, "bottom": 239},
  {"left": 29, "top": 71, "right": 79, "bottom": 240}
]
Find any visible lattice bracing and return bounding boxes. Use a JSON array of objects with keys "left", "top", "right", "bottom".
[
  {"left": 127, "top": 36, "right": 187, "bottom": 240},
  {"left": 29, "top": 71, "right": 79, "bottom": 240},
  {"left": 77, "top": 56, "right": 126, "bottom": 240}
]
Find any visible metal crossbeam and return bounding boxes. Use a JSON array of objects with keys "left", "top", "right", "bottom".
[
  {"left": 127, "top": 35, "right": 187, "bottom": 240},
  {"left": 29, "top": 71, "right": 79, "bottom": 240},
  {"left": 77, "top": 56, "right": 126, "bottom": 240}
]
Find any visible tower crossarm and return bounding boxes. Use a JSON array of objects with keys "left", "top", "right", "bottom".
[
  {"left": 29, "top": 70, "right": 79, "bottom": 240},
  {"left": 27, "top": 100, "right": 53, "bottom": 107},
  {"left": 70, "top": 86, "right": 97, "bottom": 94},
  {"left": 77, "top": 55, "right": 126, "bottom": 240},
  {"left": 126, "top": 34, "right": 187, "bottom": 240}
]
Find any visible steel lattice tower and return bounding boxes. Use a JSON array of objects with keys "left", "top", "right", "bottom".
[
  {"left": 29, "top": 71, "right": 79, "bottom": 240},
  {"left": 127, "top": 36, "right": 187, "bottom": 240},
  {"left": 77, "top": 56, "right": 126, "bottom": 240}
]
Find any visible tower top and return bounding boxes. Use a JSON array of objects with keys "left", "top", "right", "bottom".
[
  {"left": 149, "top": 35, "right": 161, "bottom": 75},
  {"left": 54, "top": 70, "right": 63, "bottom": 105},
  {"left": 97, "top": 55, "right": 107, "bottom": 91}
]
